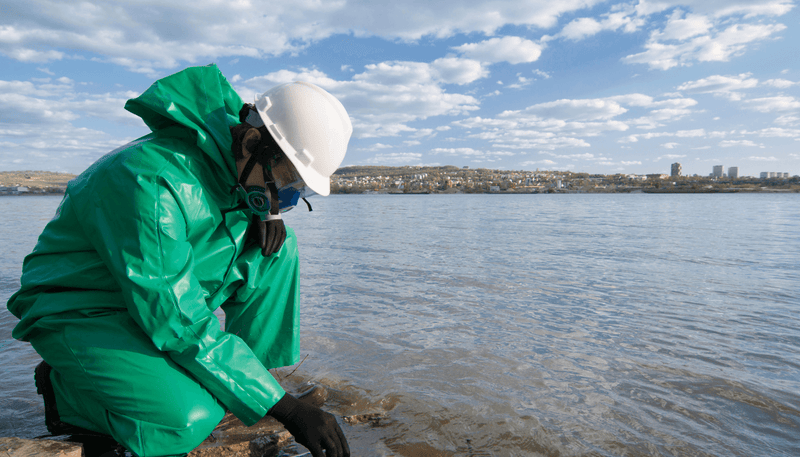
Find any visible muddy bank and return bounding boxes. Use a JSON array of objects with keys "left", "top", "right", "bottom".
[{"left": 2, "top": 381, "right": 391, "bottom": 457}]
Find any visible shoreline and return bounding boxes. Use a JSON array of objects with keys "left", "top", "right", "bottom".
[
  {"left": 2, "top": 189, "right": 799, "bottom": 197},
  {"left": 0, "top": 192, "right": 66, "bottom": 197}
]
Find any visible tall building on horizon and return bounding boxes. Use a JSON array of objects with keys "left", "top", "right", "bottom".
[
  {"left": 713, "top": 165, "right": 724, "bottom": 178},
  {"left": 728, "top": 167, "right": 739, "bottom": 179},
  {"left": 671, "top": 162, "right": 682, "bottom": 177}
]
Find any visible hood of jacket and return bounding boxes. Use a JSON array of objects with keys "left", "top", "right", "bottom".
[{"left": 124, "top": 64, "right": 243, "bottom": 182}]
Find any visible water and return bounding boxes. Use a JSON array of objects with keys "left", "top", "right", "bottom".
[{"left": 1, "top": 193, "right": 799, "bottom": 456}]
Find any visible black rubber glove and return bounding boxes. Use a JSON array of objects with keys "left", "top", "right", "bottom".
[
  {"left": 253, "top": 215, "right": 286, "bottom": 257},
  {"left": 269, "top": 393, "right": 350, "bottom": 457}
]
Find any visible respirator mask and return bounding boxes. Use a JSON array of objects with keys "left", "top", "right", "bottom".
[{"left": 231, "top": 105, "right": 314, "bottom": 256}]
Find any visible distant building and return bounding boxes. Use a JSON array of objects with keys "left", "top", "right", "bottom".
[
  {"left": 761, "top": 172, "right": 790, "bottom": 179},
  {"left": 712, "top": 165, "right": 724, "bottom": 178},
  {"left": 671, "top": 162, "right": 682, "bottom": 177},
  {"left": 647, "top": 174, "right": 668, "bottom": 180},
  {"left": 728, "top": 167, "right": 739, "bottom": 179}
]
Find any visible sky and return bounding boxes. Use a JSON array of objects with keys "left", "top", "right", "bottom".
[{"left": 1, "top": 1, "right": 798, "bottom": 177}]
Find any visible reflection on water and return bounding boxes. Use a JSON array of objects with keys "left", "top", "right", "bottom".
[{"left": 2, "top": 194, "right": 799, "bottom": 456}]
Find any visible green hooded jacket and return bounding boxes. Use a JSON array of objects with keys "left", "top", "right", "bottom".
[{"left": 7, "top": 64, "right": 290, "bottom": 425}]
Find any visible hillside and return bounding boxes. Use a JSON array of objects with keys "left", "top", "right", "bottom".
[{"left": 0, "top": 171, "right": 76, "bottom": 191}]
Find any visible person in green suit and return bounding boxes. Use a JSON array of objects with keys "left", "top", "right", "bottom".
[{"left": 7, "top": 64, "right": 352, "bottom": 457}]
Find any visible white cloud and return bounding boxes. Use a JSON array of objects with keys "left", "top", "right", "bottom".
[
  {"left": 774, "top": 114, "right": 799, "bottom": 126},
  {"left": 453, "top": 36, "right": 542, "bottom": 64},
  {"left": 239, "top": 65, "right": 480, "bottom": 139},
  {"left": 359, "top": 143, "right": 394, "bottom": 152},
  {"left": 453, "top": 93, "right": 699, "bottom": 153},
  {"left": 560, "top": 18, "right": 604, "bottom": 41},
  {"left": 353, "top": 122, "right": 418, "bottom": 138},
  {"left": 710, "top": 130, "right": 733, "bottom": 138},
  {"left": 542, "top": 1, "right": 794, "bottom": 71},
  {"left": 484, "top": 134, "right": 592, "bottom": 151},
  {"left": 521, "top": 159, "right": 557, "bottom": 166},
  {"left": 0, "top": 78, "right": 140, "bottom": 127},
  {"left": 676, "top": 129, "right": 707, "bottom": 138},
  {"left": 655, "top": 153, "right": 687, "bottom": 161},
  {"left": 364, "top": 152, "right": 423, "bottom": 164},
  {"left": 741, "top": 127, "right": 800, "bottom": 138},
  {"left": 762, "top": 79, "right": 798, "bottom": 88},
  {"left": 742, "top": 96, "right": 800, "bottom": 113},
  {"left": 0, "top": 0, "right": 607, "bottom": 72},
  {"left": 507, "top": 74, "right": 533, "bottom": 89},
  {"left": 656, "top": 10, "right": 713, "bottom": 41},
  {"left": 677, "top": 73, "right": 758, "bottom": 100},
  {"left": 719, "top": 140, "right": 763, "bottom": 148},
  {"left": 0, "top": 123, "right": 135, "bottom": 172},
  {"left": 0, "top": 75, "right": 148, "bottom": 172},
  {"left": 557, "top": 3, "right": 645, "bottom": 41},
  {"left": 430, "top": 58, "right": 488, "bottom": 85},
  {"left": 746, "top": 155, "right": 778, "bottom": 161},
  {"left": 532, "top": 69, "right": 551, "bottom": 79},
  {"left": 619, "top": 128, "right": 708, "bottom": 143},
  {"left": 711, "top": 1, "right": 795, "bottom": 18},
  {"left": 536, "top": 152, "right": 615, "bottom": 163},
  {"left": 624, "top": 9, "right": 788, "bottom": 71},
  {"left": 431, "top": 147, "right": 514, "bottom": 157},
  {"left": 351, "top": 59, "right": 487, "bottom": 86},
  {"left": 411, "top": 129, "right": 436, "bottom": 139},
  {"left": 509, "top": 98, "right": 628, "bottom": 121},
  {"left": 661, "top": 142, "right": 680, "bottom": 148}
]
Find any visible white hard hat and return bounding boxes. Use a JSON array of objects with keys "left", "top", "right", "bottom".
[{"left": 253, "top": 81, "right": 352, "bottom": 197}]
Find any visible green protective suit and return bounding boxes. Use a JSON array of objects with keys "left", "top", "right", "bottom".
[{"left": 7, "top": 64, "right": 300, "bottom": 456}]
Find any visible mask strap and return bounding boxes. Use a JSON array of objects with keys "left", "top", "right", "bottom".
[
  {"left": 302, "top": 198, "right": 313, "bottom": 212},
  {"left": 262, "top": 162, "right": 281, "bottom": 217},
  {"left": 237, "top": 154, "right": 260, "bottom": 188}
]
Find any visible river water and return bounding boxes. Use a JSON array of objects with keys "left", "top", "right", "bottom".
[{"left": 1, "top": 193, "right": 798, "bottom": 456}]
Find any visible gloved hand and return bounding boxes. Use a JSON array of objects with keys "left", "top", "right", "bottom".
[
  {"left": 269, "top": 393, "right": 350, "bottom": 457},
  {"left": 253, "top": 215, "right": 286, "bottom": 257}
]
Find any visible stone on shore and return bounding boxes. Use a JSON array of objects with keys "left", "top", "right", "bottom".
[
  {"left": 189, "top": 385, "right": 329, "bottom": 457},
  {"left": 1, "top": 384, "right": 379, "bottom": 457},
  {"left": 188, "top": 412, "right": 293, "bottom": 457},
  {"left": 0, "top": 437, "right": 83, "bottom": 457}
]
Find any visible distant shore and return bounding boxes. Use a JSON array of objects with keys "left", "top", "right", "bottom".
[
  {"left": 336, "top": 187, "right": 800, "bottom": 195},
  {"left": 0, "top": 191, "right": 67, "bottom": 196},
  {"left": 3, "top": 169, "right": 798, "bottom": 196},
  {"left": 0, "top": 171, "right": 75, "bottom": 196},
  {"left": 3, "top": 187, "right": 798, "bottom": 196}
]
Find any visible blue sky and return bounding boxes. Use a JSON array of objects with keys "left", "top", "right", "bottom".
[{"left": 1, "top": 0, "right": 798, "bottom": 177}]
